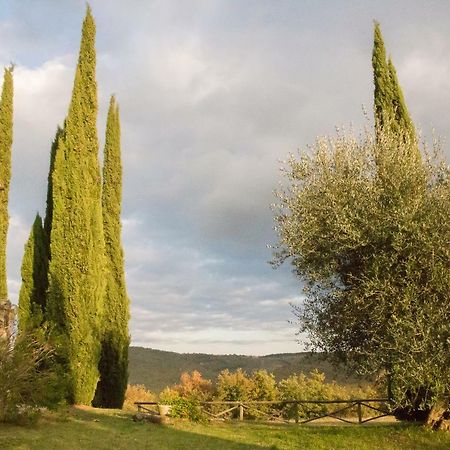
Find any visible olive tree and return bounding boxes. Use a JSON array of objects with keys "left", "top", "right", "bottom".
[{"left": 273, "top": 126, "right": 450, "bottom": 428}]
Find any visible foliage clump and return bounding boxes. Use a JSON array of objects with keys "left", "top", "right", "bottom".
[
  {"left": 123, "top": 384, "right": 155, "bottom": 412},
  {"left": 0, "top": 331, "right": 67, "bottom": 423},
  {"left": 156, "top": 368, "right": 378, "bottom": 422},
  {"left": 173, "top": 370, "right": 213, "bottom": 400},
  {"left": 158, "top": 371, "right": 213, "bottom": 421}
]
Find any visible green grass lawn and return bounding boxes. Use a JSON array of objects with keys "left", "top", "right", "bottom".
[{"left": 0, "top": 407, "right": 449, "bottom": 450}]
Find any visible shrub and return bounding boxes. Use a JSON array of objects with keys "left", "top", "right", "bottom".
[
  {"left": 158, "top": 387, "right": 204, "bottom": 421},
  {"left": 246, "top": 370, "right": 278, "bottom": 419},
  {"left": 12, "top": 405, "right": 42, "bottom": 426},
  {"left": 249, "top": 370, "right": 278, "bottom": 401},
  {"left": 216, "top": 368, "right": 252, "bottom": 402},
  {"left": 158, "top": 386, "right": 180, "bottom": 404},
  {"left": 123, "top": 384, "right": 155, "bottom": 411},
  {"left": 174, "top": 370, "right": 213, "bottom": 401},
  {"left": 278, "top": 370, "right": 381, "bottom": 420},
  {"left": 167, "top": 398, "right": 204, "bottom": 421},
  {"left": 0, "top": 331, "right": 66, "bottom": 423}
]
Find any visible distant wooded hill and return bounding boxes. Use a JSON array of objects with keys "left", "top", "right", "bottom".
[{"left": 129, "top": 347, "right": 365, "bottom": 393}]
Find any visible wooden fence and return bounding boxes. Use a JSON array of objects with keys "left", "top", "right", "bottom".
[{"left": 135, "top": 398, "right": 392, "bottom": 425}]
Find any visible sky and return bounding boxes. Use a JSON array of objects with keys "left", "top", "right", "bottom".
[{"left": 1, "top": 0, "right": 450, "bottom": 355}]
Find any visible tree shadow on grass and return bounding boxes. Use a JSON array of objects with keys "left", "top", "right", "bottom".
[
  {"left": 72, "top": 408, "right": 273, "bottom": 450},
  {"left": 0, "top": 407, "right": 273, "bottom": 450}
]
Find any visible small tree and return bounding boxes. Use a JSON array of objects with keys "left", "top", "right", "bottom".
[
  {"left": 216, "top": 368, "right": 252, "bottom": 402},
  {"left": 249, "top": 370, "right": 278, "bottom": 402},
  {"left": 174, "top": 370, "right": 213, "bottom": 400}
]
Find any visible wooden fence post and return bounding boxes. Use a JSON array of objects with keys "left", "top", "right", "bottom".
[
  {"left": 239, "top": 403, "right": 244, "bottom": 421},
  {"left": 357, "top": 402, "right": 362, "bottom": 424}
]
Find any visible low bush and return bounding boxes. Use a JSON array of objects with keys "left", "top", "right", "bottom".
[
  {"left": 0, "top": 330, "right": 66, "bottom": 423},
  {"left": 123, "top": 384, "right": 155, "bottom": 411},
  {"left": 158, "top": 387, "right": 204, "bottom": 421},
  {"left": 278, "top": 370, "right": 380, "bottom": 420},
  {"left": 167, "top": 398, "right": 204, "bottom": 421},
  {"left": 157, "top": 368, "right": 382, "bottom": 422}
]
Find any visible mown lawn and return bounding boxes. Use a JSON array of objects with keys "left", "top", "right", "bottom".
[{"left": 0, "top": 407, "right": 449, "bottom": 450}]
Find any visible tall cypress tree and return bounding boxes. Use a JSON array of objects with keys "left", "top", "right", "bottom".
[
  {"left": 47, "top": 7, "right": 105, "bottom": 405},
  {"left": 372, "top": 22, "right": 426, "bottom": 417},
  {"left": 372, "top": 22, "right": 415, "bottom": 140},
  {"left": 0, "top": 67, "right": 13, "bottom": 341},
  {"left": 94, "top": 96, "right": 129, "bottom": 408},
  {"left": 18, "top": 214, "right": 48, "bottom": 331}
]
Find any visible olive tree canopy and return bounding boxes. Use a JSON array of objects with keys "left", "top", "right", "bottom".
[{"left": 273, "top": 126, "right": 450, "bottom": 423}]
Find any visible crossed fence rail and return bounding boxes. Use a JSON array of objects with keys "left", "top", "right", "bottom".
[{"left": 135, "top": 398, "right": 392, "bottom": 425}]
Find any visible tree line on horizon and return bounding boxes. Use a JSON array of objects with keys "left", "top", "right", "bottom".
[{"left": 0, "top": 6, "right": 129, "bottom": 409}]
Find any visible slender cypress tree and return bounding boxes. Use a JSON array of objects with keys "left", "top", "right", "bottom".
[
  {"left": 372, "top": 22, "right": 426, "bottom": 418},
  {"left": 372, "top": 22, "right": 415, "bottom": 140},
  {"left": 44, "top": 126, "right": 63, "bottom": 245},
  {"left": 18, "top": 214, "right": 48, "bottom": 331},
  {"left": 20, "top": 126, "right": 65, "bottom": 330},
  {"left": 0, "top": 67, "right": 13, "bottom": 340},
  {"left": 94, "top": 96, "right": 129, "bottom": 408},
  {"left": 47, "top": 7, "right": 105, "bottom": 404}
]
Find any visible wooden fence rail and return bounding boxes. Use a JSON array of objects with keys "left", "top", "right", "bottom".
[{"left": 135, "top": 398, "right": 392, "bottom": 425}]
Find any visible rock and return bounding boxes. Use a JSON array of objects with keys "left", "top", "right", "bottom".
[
  {"left": 132, "top": 413, "right": 169, "bottom": 424},
  {"left": 437, "top": 419, "right": 450, "bottom": 431},
  {"left": 425, "top": 397, "right": 449, "bottom": 430},
  {"left": 148, "top": 414, "right": 169, "bottom": 424}
]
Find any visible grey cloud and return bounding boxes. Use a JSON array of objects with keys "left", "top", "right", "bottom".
[{"left": 2, "top": 1, "right": 450, "bottom": 354}]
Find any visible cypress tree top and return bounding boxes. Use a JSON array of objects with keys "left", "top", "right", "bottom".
[
  {"left": 103, "top": 96, "right": 123, "bottom": 243},
  {"left": 372, "top": 21, "right": 392, "bottom": 130},
  {"left": 372, "top": 22, "right": 414, "bottom": 140}
]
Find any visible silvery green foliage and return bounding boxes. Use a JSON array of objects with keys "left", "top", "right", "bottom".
[{"left": 274, "top": 126, "right": 450, "bottom": 412}]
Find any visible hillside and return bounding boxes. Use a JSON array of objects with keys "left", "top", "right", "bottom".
[{"left": 128, "top": 347, "right": 365, "bottom": 393}]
